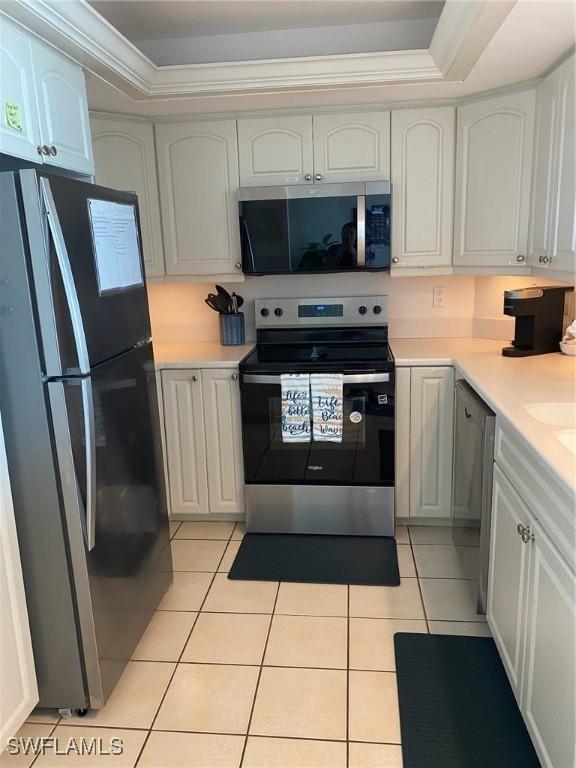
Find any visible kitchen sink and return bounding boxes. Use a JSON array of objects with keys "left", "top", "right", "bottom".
[{"left": 523, "top": 403, "right": 576, "bottom": 428}]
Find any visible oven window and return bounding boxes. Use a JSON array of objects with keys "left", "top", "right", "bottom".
[{"left": 241, "top": 381, "right": 394, "bottom": 485}]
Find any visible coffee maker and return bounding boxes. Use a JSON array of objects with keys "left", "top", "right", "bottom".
[{"left": 502, "top": 285, "right": 573, "bottom": 357}]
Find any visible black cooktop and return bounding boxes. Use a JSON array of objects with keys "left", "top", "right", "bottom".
[{"left": 240, "top": 326, "right": 394, "bottom": 374}]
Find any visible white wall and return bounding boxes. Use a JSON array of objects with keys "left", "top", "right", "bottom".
[
  {"left": 148, "top": 273, "right": 476, "bottom": 343},
  {"left": 148, "top": 273, "right": 574, "bottom": 344}
]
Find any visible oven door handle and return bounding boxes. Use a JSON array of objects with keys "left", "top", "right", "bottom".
[{"left": 242, "top": 373, "right": 390, "bottom": 385}]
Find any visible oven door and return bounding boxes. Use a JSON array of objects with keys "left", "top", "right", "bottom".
[{"left": 240, "top": 371, "right": 394, "bottom": 486}]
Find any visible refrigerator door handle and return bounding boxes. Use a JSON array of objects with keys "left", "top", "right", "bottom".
[
  {"left": 81, "top": 377, "right": 97, "bottom": 551},
  {"left": 40, "top": 177, "right": 90, "bottom": 376},
  {"left": 48, "top": 379, "right": 96, "bottom": 551}
]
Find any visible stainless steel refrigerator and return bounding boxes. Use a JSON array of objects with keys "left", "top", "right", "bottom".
[{"left": 0, "top": 169, "right": 173, "bottom": 712}]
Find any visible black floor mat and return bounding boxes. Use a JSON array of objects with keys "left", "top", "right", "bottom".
[
  {"left": 228, "top": 533, "right": 400, "bottom": 586},
  {"left": 394, "top": 633, "right": 541, "bottom": 768}
]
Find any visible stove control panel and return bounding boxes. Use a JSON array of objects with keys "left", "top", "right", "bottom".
[{"left": 255, "top": 296, "right": 388, "bottom": 328}]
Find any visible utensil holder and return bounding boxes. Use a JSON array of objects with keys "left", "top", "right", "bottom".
[{"left": 219, "top": 312, "right": 245, "bottom": 346}]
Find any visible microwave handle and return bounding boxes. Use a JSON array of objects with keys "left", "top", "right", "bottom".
[
  {"left": 240, "top": 215, "right": 256, "bottom": 273},
  {"left": 357, "top": 195, "right": 366, "bottom": 267}
]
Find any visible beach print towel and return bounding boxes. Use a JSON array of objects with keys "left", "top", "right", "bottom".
[
  {"left": 281, "top": 373, "right": 311, "bottom": 442},
  {"left": 311, "top": 373, "right": 344, "bottom": 442}
]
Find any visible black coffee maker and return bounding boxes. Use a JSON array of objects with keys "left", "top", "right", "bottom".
[{"left": 502, "top": 285, "right": 573, "bottom": 357}]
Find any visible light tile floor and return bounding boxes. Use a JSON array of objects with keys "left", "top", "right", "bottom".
[{"left": 3, "top": 523, "right": 489, "bottom": 768}]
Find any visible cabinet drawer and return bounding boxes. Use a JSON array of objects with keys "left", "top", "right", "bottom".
[{"left": 495, "top": 422, "right": 574, "bottom": 571}]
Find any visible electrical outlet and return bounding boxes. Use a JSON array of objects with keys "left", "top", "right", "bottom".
[{"left": 433, "top": 285, "right": 446, "bottom": 308}]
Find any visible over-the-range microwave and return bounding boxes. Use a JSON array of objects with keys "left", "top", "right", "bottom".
[{"left": 239, "top": 181, "right": 390, "bottom": 275}]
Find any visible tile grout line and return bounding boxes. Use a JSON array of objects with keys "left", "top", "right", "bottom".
[
  {"left": 346, "top": 583, "right": 350, "bottom": 768},
  {"left": 238, "top": 580, "right": 281, "bottom": 768},
  {"left": 134, "top": 522, "right": 238, "bottom": 767},
  {"left": 28, "top": 718, "right": 61, "bottom": 767}
]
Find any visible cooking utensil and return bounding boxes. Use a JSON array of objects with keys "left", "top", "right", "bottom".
[{"left": 215, "top": 284, "right": 233, "bottom": 313}]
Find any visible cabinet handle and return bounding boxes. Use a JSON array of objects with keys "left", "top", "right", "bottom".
[
  {"left": 50, "top": 145, "right": 58, "bottom": 156},
  {"left": 37, "top": 145, "right": 43, "bottom": 156},
  {"left": 304, "top": 173, "right": 312, "bottom": 181},
  {"left": 516, "top": 254, "right": 525, "bottom": 263},
  {"left": 41, "top": 145, "right": 51, "bottom": 156},
  {"left": 517, "top": 523, "right": 526, "bottom": 536},
  {"left": 392, "top": 257, "right": 400, "bottom": 264},
  {"left": 192, "top": 375, "right": 198, "bottom": 382},
  {"left": 231, "top": 373, "right": 238, "bottom": 380},
  {"left": 235, "top": 262, "right": 242, "bottom": 270},
  {"left": 314, "top": 173, "right": 323, "bottom": 181},
  {"left": 541, "top": 255, "right": 550, "bottom": 264}
]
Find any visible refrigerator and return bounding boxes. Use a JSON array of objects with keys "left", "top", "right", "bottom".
[{"left": 0, "top": 169, "right": 173, "bottom": 712}]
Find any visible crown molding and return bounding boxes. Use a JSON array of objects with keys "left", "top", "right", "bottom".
[{"left": 2, "top": 0, "right": 516, "bottom": 100}]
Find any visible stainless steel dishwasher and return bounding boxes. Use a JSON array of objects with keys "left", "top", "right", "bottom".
[{"left": 452, "top": 379, "right": 496, "bottom": 614}]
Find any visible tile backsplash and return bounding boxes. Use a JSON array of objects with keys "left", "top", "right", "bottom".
[{"left": 147, "top": 273, "right": 572, "bottom": 344}]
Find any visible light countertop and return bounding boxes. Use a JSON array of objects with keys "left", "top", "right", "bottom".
[
  {"left": 390, "top": 337, "right": 576, "bottom": 495},
  {"left": 153, "top": 341, "right": 254, "bottom": 368}
]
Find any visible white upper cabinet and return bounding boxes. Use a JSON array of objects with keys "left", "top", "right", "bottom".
[
  {"left": 527, "top": 70, "right": 559, "bottom": 268},
  {"left": 0, "top": 19, "right": 41, "bottom": 163},
  {"left": 31, "top": 39, "right": 93, "bottom": 175},
  {"left": 237, "top": 115, "right": 313, "bottom": 186},
  {"left": 391, "top": 107, "right": 454, "bottom": 268},
  {"left": 529, "top": 54, "right": 575, "bottom": 276},
  {"left": 549, "top": 55, "right": 575, "bottom": 274},
  {"left": 312, "top": 111, "right": 390, "bottom": 183},
  {"left": 91, "top": 117, "right": 165, "bottom": 278},
  {"left": 409, "top": 366, "right": 454, "bottom": 518},
  {"left": 156, "top": 120, "right": 242, "bottom": 277},
  {"left": 454, "top": 90, "right": 535, "bottom": 269}
]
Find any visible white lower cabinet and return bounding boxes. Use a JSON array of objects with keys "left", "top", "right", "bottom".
[
  {"left": 409, "top": 367, "right": 454, "bottom": 518},
  {"left": 161, "top": 368, "right": 244, "bottom": 519},
  {"left": 395, "top": 366, "right": 454, "bottom": 520},
  {"left": 203, "top": 369, "right": 245, "bottom": 516},
  {"left": 488, "top": 463, "right": 576, "bottom": 768}
]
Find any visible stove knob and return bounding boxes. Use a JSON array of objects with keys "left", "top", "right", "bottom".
[
  {"left": 373, "top": 304, "right": 382, "bottom": 315},
  {"left": 260, "top": 307, "right": 269, "bottom": 317},
  {"left": 358, "top": 305, "right": 368, "bottom": 315},
  {"left": 274, "top": 307, "right": 284, "bottom": 317}
]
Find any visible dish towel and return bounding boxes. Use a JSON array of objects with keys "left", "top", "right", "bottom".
[
  {"left": 281, "top": 373, "right": 311, "bottom": 442},
  {"left": 311, "top": 373, "right": 344, "bottom": 442}
]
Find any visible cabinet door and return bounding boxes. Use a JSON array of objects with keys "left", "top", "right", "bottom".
[
  {"left": 528, "top": 70, "right": 559, "bottom": 268},
  {"left": 237, "top": 115, "right": 313, "bottom": 186},
  {"left": 312, "top": 111, "right": 390, "bottom": 183},
  {"left": 0, "top": 20, "right": 41, "bottom": 163},
  {"left": 161, "top": 370, "right": 208, "bottom": 517},
  {"left": 550, "top": 54, "right": 576, "bottom": 275},
  {"left": 409, "top": 367, "right": 454, "bottom": 518},
  {"left": 156, "top": 120, "right": 242, "bottom": 277},
  {"left": 91, "top": 117, "right": 165, "bottom": 278},
  {"left": 487, "top": 465, "right": 530, "bottom": 694},
  {"left": 522, "top": 518, "right": 575, "bottom": 768},
  {"left": 202, "top": 369, "right": 245, "bottom": 516},
  {"left": 454, "top": 90, "right": 535, "bottom": 268},
  {"left": 395, "top": 367, "right": 410, "bottom": 519},
  {"left": 31, "top": 40, "right": 93, "bottom": 175},
  {"left": 391, "top": 108, "right": 454, "bottom": 268},
  {"left": 0, "top": 412, "right": 38, "bottom": 747}
]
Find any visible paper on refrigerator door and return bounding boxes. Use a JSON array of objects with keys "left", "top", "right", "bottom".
[
  {"left": 88, "top": 199, "right": 144, "bottom": 294},
  {"left": 311, "top": 373, "right": 344, "bottom": 442},
  {"left": 281, "top": 373, "right": 311, "bottom": 442}
]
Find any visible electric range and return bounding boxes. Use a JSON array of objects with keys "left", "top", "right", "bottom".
[{"left": 239, "top": 296, "right": 395, "bottom": 536}]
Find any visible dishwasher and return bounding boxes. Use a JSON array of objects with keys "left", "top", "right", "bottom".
[{"left": 452, "top": 379, "right": 496, "bottom": 615}]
